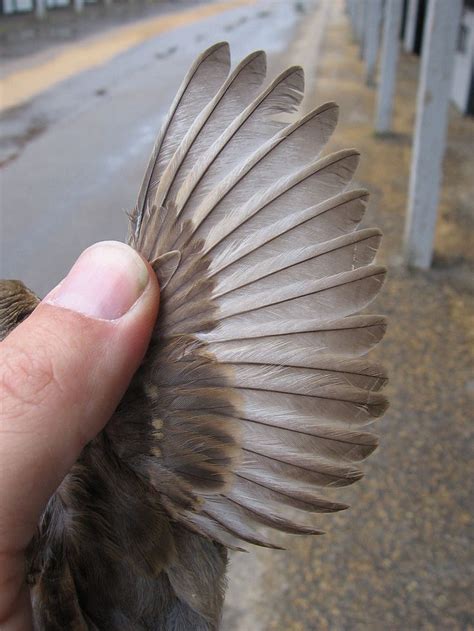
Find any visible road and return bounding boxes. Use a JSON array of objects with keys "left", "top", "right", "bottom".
[{"left": 1, "top": 0, "right": 323, "bottom": 296}]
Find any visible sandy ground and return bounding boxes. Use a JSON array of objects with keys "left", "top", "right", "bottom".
[{"left": 1, "top": 0, "right": 473, "bottom": 629}]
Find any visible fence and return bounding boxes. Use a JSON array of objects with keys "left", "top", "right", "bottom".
[{"left": 347, "top": 0, "right": 473, "bottom": 269}]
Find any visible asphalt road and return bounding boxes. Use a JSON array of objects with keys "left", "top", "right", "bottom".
[{"left": 1, "top": 0, "right": 320, "bottom": 296}]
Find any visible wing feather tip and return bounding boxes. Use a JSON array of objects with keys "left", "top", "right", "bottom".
[{"left": 205, "top": 41, "right": 230, "bottom": 54}]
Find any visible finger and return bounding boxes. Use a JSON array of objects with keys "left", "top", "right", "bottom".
[{"left": 0, "top": 241, "right": 159, "bottom": 555}]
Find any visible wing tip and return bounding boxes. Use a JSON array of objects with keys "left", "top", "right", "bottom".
[
  {"left": 205, "top": 41, "right": 230, "bottom": 54},
  {"left": 196, "top": 41, "right": 231, "bottom": 67}
]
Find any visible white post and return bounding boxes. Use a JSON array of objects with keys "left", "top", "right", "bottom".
[
  {"left": 404, "top": 0, "right": 419, "bottom": 53},
  {"left": 35, "top": 0, "right": 46, "bottom": 18},
  {"left": 74, "top": 0, "right": 84, "bottom": 12},
  {"left": 347, "top": 0, "right": 357, "bottom": 38},
  {"left": 356, "top": 0, "right": 366, "bottom": 56},
  {"left": 375, "top": 0, "right": 404, "bottom": 132},
  {"left": 404, "top": 0, "right": 463, "bottom": 269},
  {"left": 364, "top": 0, "right": 383, "bottom": 86}
]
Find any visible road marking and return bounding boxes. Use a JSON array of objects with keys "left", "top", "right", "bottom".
[{"left": 0, "top": 0, "right": 255, "bottom": 112}]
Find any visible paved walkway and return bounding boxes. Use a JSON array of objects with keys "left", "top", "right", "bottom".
[{"left": 0, "top": 0, "right": 254, "bottom": 111}]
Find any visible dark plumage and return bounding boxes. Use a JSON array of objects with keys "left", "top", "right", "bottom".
[
  {"left": 0, "top": 279, "right": 39, "bottom": 341},
  {"left": 0, "top": 43, "right": 387, "bottom": 629}
]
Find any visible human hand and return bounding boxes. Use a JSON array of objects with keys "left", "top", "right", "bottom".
[{"left": 0, "top": 241, "right": 159, "bottom": 629}]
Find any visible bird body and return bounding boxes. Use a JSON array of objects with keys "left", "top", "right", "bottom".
[{"left": 0, "top": 43, "right": 387, "bottom": 629}]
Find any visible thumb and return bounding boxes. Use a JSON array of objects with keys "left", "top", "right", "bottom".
[{"left": 0, "top": 241, "right": 159, "bottom": 575}]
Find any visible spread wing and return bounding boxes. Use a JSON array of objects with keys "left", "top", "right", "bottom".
[{"left": 126, "top": 42, "right": 387, "bottom": 549}]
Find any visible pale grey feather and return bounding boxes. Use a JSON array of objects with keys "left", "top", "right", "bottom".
[
  {"left": 186, "top": 103, "right": 339, "bottom": 243},
  {"left": 125, "top": 44, "right": 388, "bottom": 548},
  {"left": 174, "top": 66, "right": 305, "bottom": 220},
  {"left": 133, "top": 42, "right": 231, "bottom": 242}
]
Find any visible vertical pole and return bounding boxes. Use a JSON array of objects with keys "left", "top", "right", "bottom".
[
  {"left": 356, "top": 0, "right": 366, "bottom": 56},
  {"left": 73, "top": 0, "right": 84, "bottom": 12},
  {"left": 35, "top": 0, "right": 46, "bottom": 18},
  {"left": 375, "top": 0, "right": 404, "bottom": 132},
  {"left": 404, "top": 0, "right": 463, "bottom": 269},
  {"left": 347, "top": 0, "right": 357, "bottom": 38},
  {"left": 364, "top": 0, "right": 383, "bottom": 86},
  {"left": 404, "top": 0, "right": 419, "bottom": 53}
]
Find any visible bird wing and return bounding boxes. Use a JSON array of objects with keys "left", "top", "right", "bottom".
[{"left": 126, "top": 42, "right": 387, "bottom": 549}]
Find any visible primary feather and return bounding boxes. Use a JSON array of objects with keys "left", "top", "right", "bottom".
[{"left": 14, "top": 43, "right": 387, "bottom": 629}]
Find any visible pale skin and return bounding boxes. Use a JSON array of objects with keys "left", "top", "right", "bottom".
[{"left": 0, "top": 242, "right": 160, "bottom": 630}]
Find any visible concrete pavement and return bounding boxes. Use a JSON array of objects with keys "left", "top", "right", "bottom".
[{"left": 0, "top": 0, "right": 255, "bottom": 112}]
